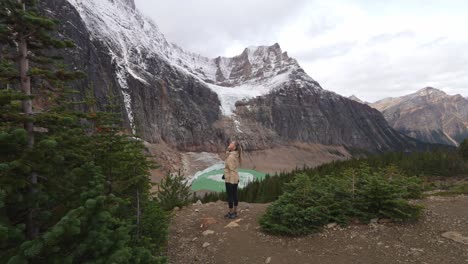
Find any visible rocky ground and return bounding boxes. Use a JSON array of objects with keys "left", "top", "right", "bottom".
[{"left": 167, "top": 195, "right": 468, "bottom": 264}]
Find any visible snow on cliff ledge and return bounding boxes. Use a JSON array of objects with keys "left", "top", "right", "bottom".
[{"left": 67, "top": 0, "right": 320, "bottom": 117}]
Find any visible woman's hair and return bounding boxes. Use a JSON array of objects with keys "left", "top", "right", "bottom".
[
  {"left": 228, "top": 140, "right": 242, "bottom": 165},
  {"left": 235, "top": 141, "right": 242, "bottom": 165}
]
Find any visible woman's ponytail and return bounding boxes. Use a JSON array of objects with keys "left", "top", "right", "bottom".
[{"left": 236, "top": 141, "right": 242, "bottom": 166}]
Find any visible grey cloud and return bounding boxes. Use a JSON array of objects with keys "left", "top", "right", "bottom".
[
  {"left": 304, "top": 40, "right": 468, "bottom": 102},
  {"left": 134, "top": 0, "right": 468, "bottom": 102},
  {"left": 418, "top": 36, "right": 448, "bottom": 49},
  {"left": 366, "top": 31, "right": 415, "bottom": 46},
  {"left": 298, "top": 41, "right": 356, "bottom": 61},
  {"left": 306, "top": 16, "right": 339, "bottom": 37},
  {"left": 135, "top": 0, "right": 308, "bottom": 57}
]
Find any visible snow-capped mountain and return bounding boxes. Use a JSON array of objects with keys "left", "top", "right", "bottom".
[
  {"left": 370, "top": 87, "right": 468, "bottom": 146},
  {"left": 66, "top": 0, "right": 313, "bottom": 117},
  {"left": 39, "top": 0, "right": 429, "bottom": 152}
]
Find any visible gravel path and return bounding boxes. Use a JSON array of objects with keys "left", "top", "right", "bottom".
[{"left": 167, "top": 195, "right": 468, "bottom": 264}]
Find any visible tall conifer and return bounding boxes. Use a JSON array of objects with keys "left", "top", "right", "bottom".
[{"left": 0, "top": 0, "right": 82, "bottom": 239}]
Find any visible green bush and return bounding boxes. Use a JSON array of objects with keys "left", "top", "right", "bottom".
[
  {"left": 259, "top": 173, "right": 355, "bottom": 236},
  {"left": 155, "top": 172, "right": 191, "bottom": 211},
  {"left": 259, "top": 165, "right": 423, "bottom": 236},
  {"left": 353, "top": 168, "right": 423, "bottom": 222}
]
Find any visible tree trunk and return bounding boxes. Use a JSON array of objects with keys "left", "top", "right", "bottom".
[
  {"left": 0, "top": 45, "right": 8, "bottom": 90},
  {"left": 136, "top": 188, "right": 141, "bottom": 239},
  {"left": 107, "top": 140, "right": 113, "bottom": 195},
  {"left": 18, "top": 0, "right": 38, "bottom": 239},
  {"left": 352, "top": 170, "right": 356, "bottom": 200}
]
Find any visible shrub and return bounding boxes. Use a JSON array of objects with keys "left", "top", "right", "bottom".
[
  {"left": 259, "top": 173, "right": 355, "bottom": 235},
  {"left": 155, "top": 172, "right": 191, "bottom": 211},
  {"left": 459, "top": 139, "right": 468, "bottom": 161},
  {"left": 353, "top": 169, "right": 423, "bottom": 222},
  {"left": 260, "top": 165, "right": 423, "bottom": 236}
]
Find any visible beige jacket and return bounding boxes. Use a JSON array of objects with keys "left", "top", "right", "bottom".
[{"left": 224, "top": 151, "right": 239, "bottom": 184}]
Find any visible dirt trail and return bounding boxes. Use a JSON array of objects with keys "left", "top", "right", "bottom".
[{"left": 167, "top": 195, "right": 468, "bottom": 264}]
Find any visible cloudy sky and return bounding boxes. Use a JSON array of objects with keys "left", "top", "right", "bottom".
[{"left": 134, "top": 0, "right": 468, "bottom": 102}]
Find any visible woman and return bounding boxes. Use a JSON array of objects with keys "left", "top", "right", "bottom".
[{"left": 224, "top": 141, "right": 241, "bottom": 219}]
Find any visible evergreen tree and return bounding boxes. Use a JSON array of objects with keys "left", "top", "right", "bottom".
[
  {"left": 458, "top": 139, "right": 468, "bottom": 161},
  {"left": 259, "top": 166, "right": 423, "bottom": 236},
  {"left": 1, "top": 85, "right": 168, "bottom": 263},
  {"left": 0, "top": 0, "right": 82, "bottom": 240},
  {"left": 155, "top": 171, "right": 191, "bottom": 211},
  {"left": 1, "top": 1, "right": 168, "bottom": 262}
]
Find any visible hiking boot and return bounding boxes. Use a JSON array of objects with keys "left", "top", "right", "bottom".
[
  {"left": 224, "top": 212, "right": 237, "bottom": 218},
  {"left": 228, "top": 212, "right": 237, "bottom": 219}
]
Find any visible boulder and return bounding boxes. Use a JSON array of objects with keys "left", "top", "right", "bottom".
[
  {"left": 441, "top": 231, "right": 468, "bottom": 245},
  {"left": 200, "top": 217, "right": 218, "bottom": 229},
  {"left": 224, "top": 221, "right": 240, "bottom": 228},
  {"left": 202, "top": 230, "right": 215, "bottom": 236}
]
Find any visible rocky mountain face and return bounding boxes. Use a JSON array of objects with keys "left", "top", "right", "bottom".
[
  {"left": 370, "top": 87, "right": 468, "bottom": 146},
  {"left": 39, "top": 0, "right": 428, "bottom": 153},
  {"left": 348, "top": 95, "right": 366, "bottom": 104},
  {"left": 236, "top": 85, "right": 418, "bottom": 151},
  {"left": 41, "top": 0, "right": 225, "bottom": 151}
]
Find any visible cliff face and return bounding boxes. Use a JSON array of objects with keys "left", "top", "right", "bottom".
[
  {"left": 236, "top": 78, "right": 422, "bottom": 152},
  {"left": 371, "top": 87, "right": 468, "bottom": 146},
  {"left": 40, "top": 0, "right": 225, "bottom": 151},
  {"left": 38, "top": 0, "right": 429, "bottom": 152}
]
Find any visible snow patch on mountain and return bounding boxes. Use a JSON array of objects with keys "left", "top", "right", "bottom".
[
  {"left": 208, "top": 68, "right": 295, "bottom": 115},
  {"left": 234, "top": 119, "right": 243, "bottom": 133},
  {"left": 169, "top": 44, "right": 219, "bottom": 82}
]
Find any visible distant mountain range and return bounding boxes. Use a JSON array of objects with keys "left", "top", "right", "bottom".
[{"left": 350, "top": 88, "right": 468, "bottom": 146}]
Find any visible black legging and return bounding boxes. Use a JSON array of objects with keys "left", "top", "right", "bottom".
[{"left": 225, "top": 183, "right": 239, "bottom": 209}]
